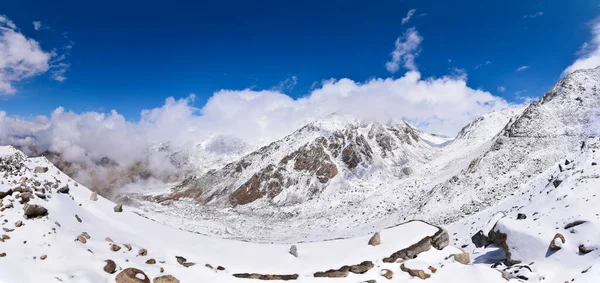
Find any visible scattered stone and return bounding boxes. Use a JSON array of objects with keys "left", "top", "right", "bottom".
[
  {"left": 564, "top": 220, "right": 586, "bottom": 229},
  {"left": 0, "top": 252, "right": 6, "bottom": 257},
  {"left": 579, "top": 244, "right": 595, "bottom": 254},
  {"left": 205, "top": 264, "right": 213, "bottom": 269},
  {"left": 289, "top": 245, "right": 298, "bottom": 257},
  {"left": 153, "top": 275, "right": 180, "bottom": 283},
  {"left": 160, "top": 267, "right": 164, "bottom": 273},
  {"left": 114, "top": 203, "right": 123, "bottom": 213},
  {"left": 400, "top": 264, "right": 430, "bottom": 280},
  {"left": 2, "top": 227, "right": 13, "bottom": 232},
  {"left": 110, "top": 244, "right": 122, "bottom": 252},
  {"left": 23, "top": 204, "right": 48, "bottom": 219},
  {"left": 57, "top": 185, "right": 69, "bottom": 194},
  {"left": 103, "top": 259, "right": 117, "bottom": 274},
  {"left": 15, "top": 220, "right": 22, "bottom": 227},
  {"left": 175, "top": 256, "right": 186, "bottom": 265},
  {"left": 428, "top": 266, "right": 437, "bottom": 273},
  {"left": 349, "top": 261, "right": 374, "bottom": 274},
  {"left": 115, "top": 268, "right": 150, "bottom": 283},
  {"left": 123, "top": 244, "right": 132, "bottom": 251},
  {"left": 517, "top": 213, "right": 527, "bottom": 220},
  {"left": 77, "top": 235, "right": 87, "bottom": 244},
  {"left": 54, "top": 221, "right": 61, "bottom": 227},
  {"left": 380, "top": 269, "right": 393, "bottom": 279},
  {"left": 90, "top": 191, "right": 98, "bottom": 201},
  {"left": 549, "top": 233, "right": 566, "bottom": 251},
  {"left": 233, "top": 273, "right": 299, "bottom": 280},
  {"left": 138, "top": 248, "right": 147, "bottom": 256},
  {"left": 40, "top": 255, "right": 47, "bottom": 260},
  {"left": 368, "top": 232, "right": 381, "bottom": 246},
  {"left": 592, "top": 162, "right": 597, "bottom": 166},
  {"left": 81, "top": 232, "right": 91, "bottom": 239},
  {"left": 1, "top": 234, "right": 9, "bottom": 240},
  {"left": 452, "top": 251, "right": 470, "bottom": 264},
  {"left": 75, "top": 214, "right": 82, "bottom": 223},
  {"left": 182, "top": 262, "right": 196, "bottom": 267},
  {"left": 217, "top": 266, "right": 225, "bottom": 271},
  {"left": 146, "top": 259, "right": 156, "bottom": 264},
  {"left": 34, "top": 167, "right": 48, "bottom": 173},
  {"left": 553, "top": 179, "right": 563, "bottom": 188},
  {"left": 106, "top": 237, "right": 114, "bottom": 243}
]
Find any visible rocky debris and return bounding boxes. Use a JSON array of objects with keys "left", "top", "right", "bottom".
[
  {"left": 0, "top": 189, "right": 13, "bottom": 199},
  {"left": 34, "top": 167, "right": 48, "bottom": 173},
  {"left": 153, "top": 275, "right": 180, "bottom": 283},
  {"left": 549, "top": 233, "right": 566, "bottom": 251},
  {"left": 383, "top": 224, "right": 449, "bottom": 263},
  {"left": 289, "top": 245, "right": 298, "bottom": 257},
  {"left": 494, "top": 263, "right": 540, "bottom": 281},
  {"left": 40, "top": 255, "right": 47, "bottom": 260},
  {"left": 123, "top": 244, "right": 132, "bottom": 251},
  {"left": 138, "top": 248, "right": 148, "bottom": 256},
  {"left": 2, "top": 227, "right": 13, "bottom": 232},
  {"left": 471, "top": 230, "right": 492, "bottom": 248},
  {"left": 233, "top": 273, "right": 299, "bottom": 280},
  {"left": 23, "top": 204, "right": 48, "bottom": 219},
  {"left": 368, "top": 232, "right": 381, "bottom": 246},
  {"left": 205, "top": 264, "right": 213, "bottom": 269},
  {"left": 517, "top": 213, "right": 527, "bottom": 220},
  {"left": 104, "top": 259, "right": 117, "bottom": 274},
  {"left": 76, "top": 235, "right": 87, "bottom": 244},
  {"left": 217, "top": 266, "right": 225, "bottom": 271},
  {"left": 90, "top": 191, "right": 98, "bottom": 201},
  {"left": 81, "top": 232, "right": 90, "bottom": 239},
  {"left": 57, "top": 185, "right": 69, "bottom": 194},
  {"left": 313, "top": 261, "right": 374, "bottom": 278},
  {"left": 175, "top": 256, "right": 186, "bottom": 265},
  {"left": 400, "top": 264, "right": 431, "bottom": 279},
  {"left": 380, "top": 269, "right": 393, "bottom": 279},
  {"left": 114, "top": 203, "right": 123, "bottom": 212},
  {"left": 564, "top": 220, "right": 586, "bottom": 229},
  {"left": 106, "top": 237, "right": 114, "bottom": 243},
  {"left": 146, "top": 259, "right": 156, "bottom": 264},
  {"left": 182, "top": 262, "right": 196, "bottom": 267},
  {"left": 110, "top": 244, "right": 122, "bottom": 252},
  {"left": 14, "top": 220, "right": 22, "bottom": 227},
  {"left": 0, "top": 252, "right": 6, "bottom": 257},
  {"left": 75, "top": 214, "right": 82, "bottom": 223},
  {"left": 115, "top": 268, "right": 150, "bottom": 283},
  {"left": 1, "top": 234, "right": 10, "bottom": 240},
  {"left": 313, "top": 269, "right": 348, "bottom": 278}
]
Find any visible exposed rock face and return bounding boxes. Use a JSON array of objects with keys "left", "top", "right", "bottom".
[
  {"left": 313, "top": 261, "right": 374, "bottom": 278},
  {"left": 471, "top": 230, "right": 492, "bottom": 248},
  {"left": 368, "top": 232, "right": 381, "bottom": 246},
  {"left": 383, "top": 224, "right": 448, "bottom": 263},
  {"left": 115, "top": 268, "right": 150, "bottom": 283}
]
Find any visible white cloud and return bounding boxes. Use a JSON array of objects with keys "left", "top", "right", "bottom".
[
  {"left": 401, "top": 9, "right": 417, "bottom": 25},
  {"left": 386, "top": 28, "right": 423, "bottom": 73},
  {"left": 33, "top": 21, "right": 43, "bottom": 31},
  {"left": 273, "top": 75, "right": 298, "bottom": 91},
  {"left": 516, "top": 65, "right": 529, "bottom": 72},
  {"left": 474, "top": 60, "right": 492, "bottom": 69},
  {"left": 498, "top": 86, "right": 506, "bottom": 92},
  {"left": 524, "top": 12, "right": 543, "bottom": 19},
  {"left": 562, "top": 17, "right": 600, "bottom": 76},
  {"left": 0, "top": 16, "right": 52, "bottom": 94}
]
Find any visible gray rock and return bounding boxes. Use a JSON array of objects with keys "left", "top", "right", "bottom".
[
  {"left": 471, "top": 230, "right": 492, "bottom": 248},
  {"left": 289, "top": 245, "right": 298, "bottom": 257},
  {"left": 114, "top": 203, "right": 123, "bottom": 212},
  {"left": 23, "top": 204, "right": 48, "bottom": 219},
  {"left": 57, "top": 185, "right": 69, "bottom": 194},
  {"left": 34, "top": 167, "right": 48, "bottom": 173},
  {"left": 368, "top": 232, "right": 381, "bottom": 246},
  {"left": 90, "top": 191, "right": 98, "bottom": 201}
]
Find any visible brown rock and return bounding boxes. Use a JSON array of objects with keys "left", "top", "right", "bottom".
[
  {"left": 15, "top": 220, "right": 23, "bottom": 227},
  {"left": 75, "top": 214, "right": 82, "bottom": 223},
  {"left": 400, "top": 264, "right": 431, "bottom": 279},
  {"left": 381, "top": 269, "right": 393, "bottom": 279},
  {"left": 0, "top": 252, "right": 6, "bottom": 257},
  {"left": 106, "top": 237, "right": 114, "bottom": 243},
  {"left": 350, "top": 261, "right": 374, "bottom": 274},
  {"left": 146, "top": 259, "right": 156, "bottom": 264},
  {"left": 368, "top": 232, "right": 381, "bottom": 246},
  {"left": 40, "top": 255, "right": 47, "bottom": 260},
  {"left": 77, "top": 235, "right": 87, "bottom": 244},
  {"left": 1, "top": 234, "right": 9, "bottom": 240},
  {"left": 114, "top": 203, "right": 123, "bottom": 212},
  {"left": 153, "top": 275, "right": 180, "bottom": 283},
  {"left": 175, "top": 256, "right": 186, "bottom": 265},
  {"left": 81, "top": 232, "right": 90, "bottom": 239},
  {"left": 205, "top": 264, "right": 214, "bottom": 269},
  {"left": 579, "top": 244, "right": 595, "bottom": 254},
  {"left": 115, "top": 268, "right": 150, "bottom": 283},
  {"left": 160, "top": 267, "right": 164, "bottom": 273},
  {"left": 452, "top": 252, "right": 470, "bottom": 264},
  {"left": 428, "top": 266, "right": 437, "bottom": 273},
  {"left": 138, "top": 248, "right": 148, "bottom": 256},
  {"left": 549, "top": 233, "right": 566, "bottom": 251},
  {"left": 110, "top": 244, "right": 122, "bottom": 252},
  {"left": 182, "top": 262, "right": 196, "bottom": 267},
  {"left": 217, "top": 266, "right": 225, "bottom": 271},
  {"left": 314, "top": 270, "right": 349, "bottom": 278},
  {"left": 23, "top": 204, "right": 48, "bottom": 219},
  {"left": 103, "top": 259, "right": 117, "bottom": 274},
  {"left": 123, "top": 244, "right": 132, "bottom": 251}
]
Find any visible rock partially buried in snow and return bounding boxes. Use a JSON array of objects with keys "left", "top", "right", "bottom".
[
  {"left": 549, "top": 233, "right": 566, "bottom": 251},
  {"left": 90, "top": 191, "right": 98, "bottom": 201},
  {"left": 452, "top": 251, "right": 470, "bottom": 264},
  {"left": 289, "top": 245, "right": 298, "bottom": 257},
  {"left": 33, "top": 167, "right": 48, "bottom": 173},
  {"left": 57, "top": 185, "right": 69, "bottom": 194},
  {"left": 153, "top": 275, "right": 180, "bottom": 283},
  {"left": 114, "top": 203, "right": 123, "bottom": 212},
  {"left": 471, "top": 230, "right": 492, "bottom": 248},
  {"left": 138, "top": 248, "right": 147, "bottom": 256},
  {"left": 110, "top": 244, "right": 122, "bottom": 252},
  {"left": 146, "top": 258, "right": 156, "bottom": 264},
  {"left": 23, "top": 204, "right": 48, "bottom": 219},
  {"left": 400, "top": 263, "right": 431, "bottom": 279},
  {"left": 368, "top": 232, "right": 381, "bottom": 246},
  {"left": 104, "top": 259, "right": 117, "bottom": 274},
  {"left": 115, "top": 268, "right": 150, "bottom": 283},
  {"left": 77, "top": 235, "right": 87, "bottom": 244},
  {"left": 380, "top": 268, "right": 393, "bottom": 279},
  {"left": 175, "top": 256, "right": 186, "bottom": 265}
]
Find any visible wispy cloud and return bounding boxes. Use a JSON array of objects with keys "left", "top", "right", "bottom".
[
  {"left": 386, "top": 28, "right": 423, "bottom": 73},
  {"left": 0, "top": 15, "right": 52, "bottom": 94},
  {"left": 32, "top": 21, "right": 49, "bottom": 31},
  {"left": 401, "top": 9, "right": 417, "bottom": 25},
  {"left": 563, "top": 17, "right": 600, "bottom": 76},
  {"left": 516, "top": 65, "right": 529, "bottom": 72},
  {"left": 498, "top": 86, "right": 506, "bottom": 92},
  {"left": 273, "top": 75, "right": 298, "bottom": 92},
  {"left": 474, "top": 60, "right": 492, "bottom": 69},
  {"left": 524, "top": 12, "right": 543, "bottom": 19}
]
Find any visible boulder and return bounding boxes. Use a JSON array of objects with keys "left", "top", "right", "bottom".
[
  {"left": 146, "top": 259, "right": 156, "bottom": 264},
  {"left": 368, "top": 232, "right": 381, "bottom": 246},
  {"left": 549, "top": 233, "right": 565, "bottom": 251},
  {"left": 23, "top": 204, "right": 48, "bottom": 219},
  {"left": 517, "top": 213, "right": 527, "bottom": 220},
  {"left": 114, "top": 203, "right": 123, "bottom": 212},
  {"left": 452, "top": 251, "right": 470, "bottom": 264},
  {"left": 110, "top": 244, "right": 122, "bottom": 252},
  {"left": 103, "top": 259, "right": 117, "bottom": 274},
  {"left": 400, "top": 264, "right": 431, "bottom": 279},
  {"left": 349, "top": 261, "right": 374, "bottom": 274},
  {"left": 175, "top": 256, "right": 186, "bottom": 265},
  {"left": 153, "top": 275, "right": 180, "bottom": 283},
  {"left": 289, "top": 245, "right": 298, "bottom": 257},
  {"left": 115, "top": 268, "right": 150, "bottom": 283},
  {"left": 123, "top": 244, "right": 132, "bottom": 251},
  {"left": 380, "top": 269, "right": 393, "bottom": 279},
  {"left": 138, "top": 248, "right": 148, "bottom": 256},
  {"left": 57, "top": 185, "right": 69, "bottom": 194}
]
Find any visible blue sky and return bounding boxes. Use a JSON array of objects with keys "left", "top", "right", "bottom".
[{"left": 0, "top": 0, "right": 599, "bottom": 123}]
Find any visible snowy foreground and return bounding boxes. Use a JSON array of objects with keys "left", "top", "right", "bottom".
[{"left": 1, "top": 139, "right": 600, "bottom": 282}]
